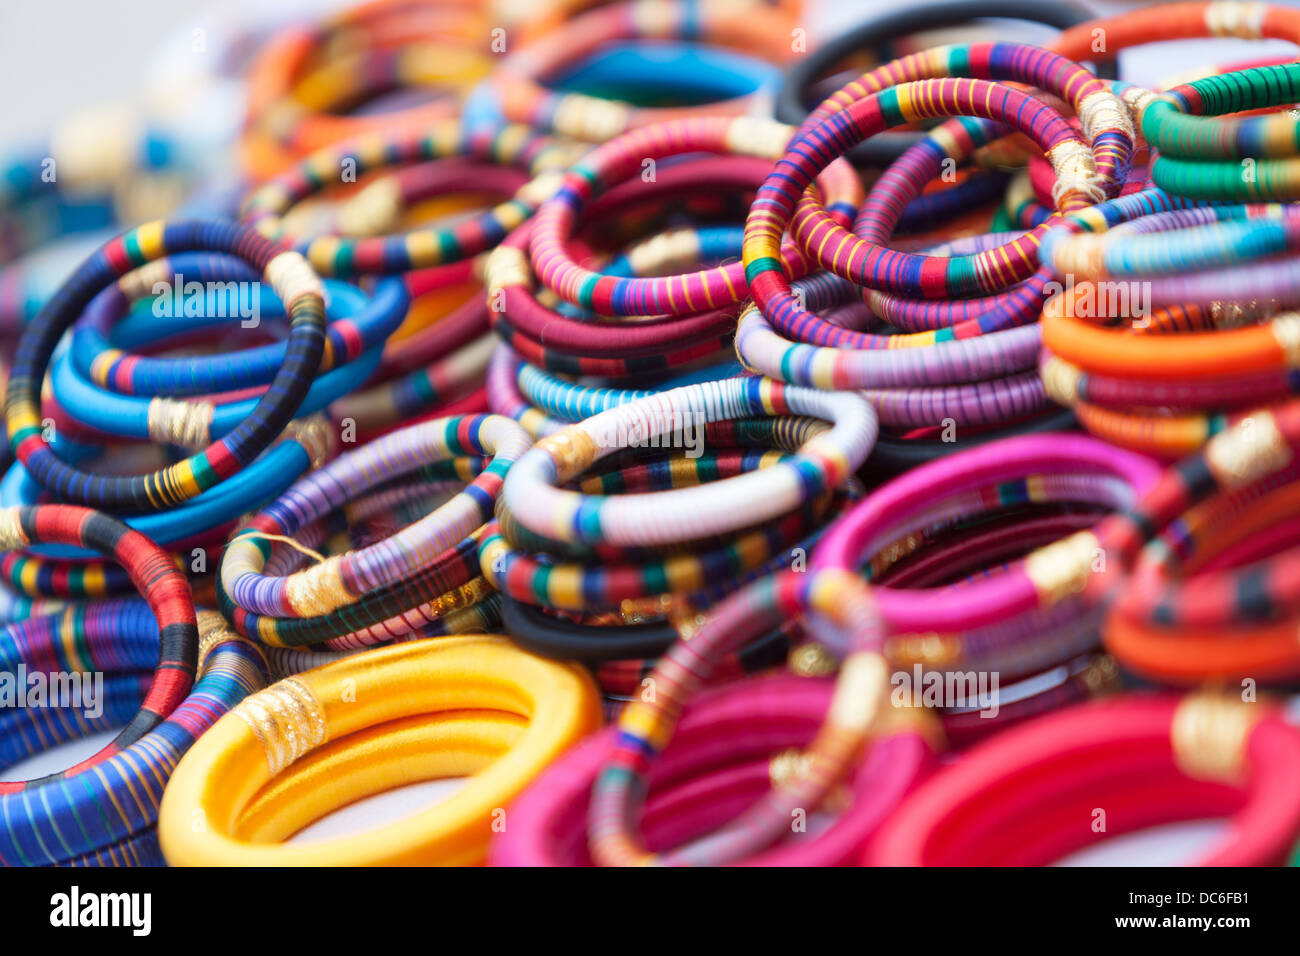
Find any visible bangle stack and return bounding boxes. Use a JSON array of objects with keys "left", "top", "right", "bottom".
[{"left": 14, "top": 0, "right": 1300, "bottom": 871}]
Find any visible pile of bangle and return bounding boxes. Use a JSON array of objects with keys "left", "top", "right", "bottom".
[{"left": 7, "top": 0, "right": 1300, "bottom": 871}]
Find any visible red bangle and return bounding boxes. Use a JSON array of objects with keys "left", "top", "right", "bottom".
[{"left": 864, "top": 693, "right": 1300, "bottom": 866}]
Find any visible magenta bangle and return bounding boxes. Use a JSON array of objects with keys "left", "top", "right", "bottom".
[
  {"left": 812, "top": 434, "right": 1163, "bottom": 633},
  {"left": 491, "top": 674, "right": 937, "bottom": 867},
  {"left": 527, "top": 116, "right": 861, "bottom": 318}
]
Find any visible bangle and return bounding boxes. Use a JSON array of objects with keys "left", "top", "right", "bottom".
[
  {"left": 242, "top": 121, "right": 580, "bottom": 277},
  {"left": 527, "top": 116, "right": 861, "bottom": 317},
  {"left": 0, "top": 605, "right": 265, "bottom": 865},
  {"left": 589, "top": 568, "right": 892, "bottom": 866},
  {"left": 812, "top": 433, "right": 1161, "bottom": 632},
  {"left": 1051, "top": 1, "right": 1300, "bottom": 76},
  {"left": 749, "top": 77, "right": 1112, "bottom": 321},
  {"left": 0, "top": 504, "right": 198, "bottom": 792},
  {"left": 484, "top": 485, "right": 846, "bottom": 612},
  {"left": 7, "top": 221, "right": 327, "bottom": 512},
  {"left": 0, "top": 421, "right": 330, "bottom": 595},
  {"left": 239, "top": 0, "right": 489, "bottom": 178},
  {"left": 481, "top": 0, "right": 793, "bottom": 142},
  {"left": 500, "top": 377, "right": 874, "bottom": 548},
  {"left": 158, "top": 634, "right": 601, "bottom": 866},
  {"left": 70, "top": 253, "right": 407, "bottom": 396},
  {"left": 221, "top": 413, "right": 530, "bottom": 620},
  {"left": 1104, "top": 452, "right": 1300, "bottom": 682},
  {"left": 1142, "top": 62, "right": 1300, "bottom": 162},
  {"left": 331, "top": 333, "right": 496, "bottom": 435},
  {"left": 494, "top": 673, "right": 938, "bottom": 866},
  {"left": 864, "top": 692, "right": 1300, "bottom": 866},
  {"left": 774, "top": 0, "right": 1117, "bottom": 165}
]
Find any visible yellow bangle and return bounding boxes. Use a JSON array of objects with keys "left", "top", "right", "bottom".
[{"left": 158, "top": 635, "right": 601, "bottom": 866}]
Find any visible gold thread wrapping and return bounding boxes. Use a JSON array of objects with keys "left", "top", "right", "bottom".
[
  {"left": 117, "top": 258, "right": 174, "bottom": 302},
  {"left": 0, "top": 507, "right": 28, "bottom": 551},
  {"left": 195, "top": 608, "right": 266, "bottom": 673},
  {"left": 336, "top": 177, "right": 401, "bottom": 236},
  {"left": 1023, "top": 530, "right": 1102, "bottom": 605},
  {"left": 1205, "top": 410, "right": 1293, "bottom": 490},
  {"left": 1040, "top": 354, "right": 1084, "bottom": 405},
  {"left": 885, "top": 632, "right": 962, "bottom": 668},
  {"left": 231, "top": 675, "right": 328, "bottom": 777},
  {"left": 1206, "top": 1, "right": 1265, "bottom": 38},
  {"left": 1046, "top": 139, "right": 1106, "bottom": 206},
  {"left": 484, "top": 245, "right": 531, "bottom": 300},
  {"left": 826, "top": 651, "right": 890, "bottom": 733},
  {"left": 284, "top": 553, "right": 356, "bottom": 617},
  {"left": 554, "top": 94, "right": 632, "bottom": 141},
  {"left": 536, "top": 428, "right": 598, "bottom": 481},
  {"left": 724, "top": 116, "right": 795, "bottom": 159},
  {"left": 515, "top": 171, "right": 567, "bottom": 208},
  {"left": 625, "top": 227, "right": 703, "bottom": 277},
  {"left": 789, "top": 642, "right": 837, "bottom": 677},
  {"left": 265, "top": 250, "right": 324, "bottom": 310},
  {"left": 1171, "top": 692, "right": 1262, "bottom": 782},
  {"left": 1077, "top": 653, "right": 1122, "bottom": 696},
  {"left": 1270, "top": 312, "right": 1300, "bottom": 367},
  {"left": 146, "top": 397, "right": 214, "bottom": 448},
  {"left": 280, "top": 415, "right": 335, "bottom": 469},
  {"left": 1077, "top": 90, "right": 1136, "bottom": 151}
]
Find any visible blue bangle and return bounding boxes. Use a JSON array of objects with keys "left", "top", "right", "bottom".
[
  {"left": 69, "top": 253, "right": 407, "bottom": 396},
  {"left": 1, "top": 427, "right": 324, "bottom": 559}
]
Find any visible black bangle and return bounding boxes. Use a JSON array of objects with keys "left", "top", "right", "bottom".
[
  {"left": 500, "top": 593, "right": 795, "bottom": 667},
  {"left": 866, "top": 407, "right": 1080, "bottom": 481},
  {"left": 776, "top": 0, "right": 1116, "bottom": 167}
]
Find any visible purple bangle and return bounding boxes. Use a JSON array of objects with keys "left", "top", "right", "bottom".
[{"left": 220, "top": 414, "right": 531, "bottom": 619}]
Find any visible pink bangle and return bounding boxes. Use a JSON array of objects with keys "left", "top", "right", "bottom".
[
  {"left": 811, "top": 434, "right": 1163, "bottom": 633},
  {"left": 491, "top": 674, "right": 938, "bottom": 867}
]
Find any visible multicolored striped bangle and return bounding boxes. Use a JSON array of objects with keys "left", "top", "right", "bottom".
[
  {"left": 865, "top": 692, "right": 1300, "bottom": 866},
  {"left": 483, "top": 486, "right": 844, "bottom": 613},
  {"left": 242, "top": 121, "right": 580, "bottom": 277},
  {"left": 6, "top": 220, "right": 327, "bottom": 512},
  {"left": 494, "top": 673, "right": 938, "bottom": 866},
  {"left": 499, "top": 377, "right": 875, "bottom": 548},
  {"left": 221, "top": 413, "right": 530, "bottom": 620},
  {"left": 158, "top": 635, "right": 601, "bottom": 866},
  {"left": 481, "top": 0, "right": 793, "bottom": 142},
  {"left": 588, "top": 567, "right": 892, "bottom": 866},
  {"left": 0, "top": 419, "right": 331, "bottom": 583},
  {"left": 239, "top": 0, "right": 490, "bottom": 178},
  {"left": 0, "top": 608, "right": 265, "bottom": 866},
  {"left": 1106, "top": 464, "right": 1300, "bottom": 682},
  {"left": 744, "top": 79, "right": 1101, "bottom": 334},
  {"left": 526, "top": 116, "right": 861, "bottom": 317},
  {"left": 0, "top": 504, "right": 198, "bottom": 795},
  {"left": 774, "top": 0, "right": 1117, "bottom": 164},
  {"left": 785, "top": 43, "right": 1131, "bottom": 293}
]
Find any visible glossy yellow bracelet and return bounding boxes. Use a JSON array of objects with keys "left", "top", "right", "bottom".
[{"left": 158, "top": 635, "right": 601, "bottom": 866}]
